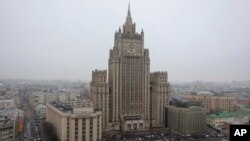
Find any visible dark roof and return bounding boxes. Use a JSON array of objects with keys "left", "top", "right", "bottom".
[{"left": 51, "top": 101, "right": 73, "bottom": 112}]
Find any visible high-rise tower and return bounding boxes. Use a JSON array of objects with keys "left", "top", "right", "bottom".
[
  {"left": 108, "top": 4, "right": 150, "bottom": 130},
  {"left": 91, "top": 4, "right": 169, "bottom": 131}
]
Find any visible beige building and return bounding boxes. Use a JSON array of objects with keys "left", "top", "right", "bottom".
[
  {"left": 91, "top": 5, "right": 169, "bottom": 131},
  {"left": 166, "top": 105, "right": 206, "bottom": 135},
  {"left": 29, "top": 91, "right": 78, "bottom": 109},
  {"left": 181, "top": 92, "right": 236, "bottom": 113},
  {"left": 0, "top": 100, "right": 16, "bottom": 109},
  {"left": 91, "top": 70, "right": 110, "bottom": 131},
  {"left": 64, "top": 99, "right": 92, "bottom": 108},
  {"left": 150, "top": 72, "right": 169, "bottom": 127},
  {"left": 29, "top": 92, "right": 57, "bottom": 109},
  {"left": 46, "top": 101, "right": 102, "bottom": 141}
]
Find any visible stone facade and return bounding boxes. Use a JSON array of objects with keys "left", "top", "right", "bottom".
[
  {"left": 46, "top": 101, "right": 102, "bottom": 141},
  {"left": 150, "top": 72, "right": 169, "bottom": 127},
  {"left": 181, "top": 94, "right": 236, "bottom": 113},
  {"left": 166, "top": 106, "right": 206, "bottom": 135},
  {"left": 90, "top": 70, "right": 110, "bottom": 130},
  {"left": 91, "top": 5, "right": 169, "bottom": 131}
]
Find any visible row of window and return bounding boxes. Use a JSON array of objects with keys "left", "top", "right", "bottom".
[{"left": 127, "top": 123, "right": 143, "bottom": 130}]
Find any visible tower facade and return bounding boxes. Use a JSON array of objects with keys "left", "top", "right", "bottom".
[
  {"left": 90, "top": 70, "right": 110, "bottom": 130},
  {"left": 150, "top": 72, "right": 169, "bottom": 127},
  {"left": 91, "top": 5, "right": 169, "bottom": 131},
  {"left": 108, "top": 5, "right": 150, "bottom": 130}
]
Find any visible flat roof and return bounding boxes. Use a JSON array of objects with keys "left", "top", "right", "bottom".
[
  {"left": 208, "top": 111, "right": 250, "bottom": 119},
  {"left": 0, "top": 109, "right": 19, "bottom": 119},
  {"left": 50, "top": 101, "right": 73, "bottom": 112},
  {"left": 197, "top": 91, "right": 214, "bottom": 96},
  {"left": 35, "top": 104, "right": 47, "bottom": 109}
]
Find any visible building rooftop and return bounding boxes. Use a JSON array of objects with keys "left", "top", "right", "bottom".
[
  {"left": 0, "top": 99, "right": 14, "bottom": 103},
  {"left": 48, "top": 101, "right": 101, "bottom": 118},
  {"left": 170, "top": 95, "right": 202, "bottom": 108},
  {"left": 0, "top": 116, "right": 14, "bottom": 129},
  {"left": 224, "top": 120, "right": 242, "bottom": 125},
  {"left": 208, "top": 111, "right": 236, "bottom": 118},
  {"left": 0, "top": 109, "right": 16, "bottom": 116},
  {"left": 35, "top": 104, "right": 47, "bottom": 109},
  {"left": 0, "top": 108, "right": 22, "bottom": 121},
  {"left": 208, "top": 111, "right": 250, "bottom": 119},
  {"left": 50, "top": 101, "right": 73, "bottom": 112},
  {"left": 196, "top": 91, "right": 214, "bottom": 96},
  {"left": 64, "top": 99, "right": 92, "bottom": 108}
]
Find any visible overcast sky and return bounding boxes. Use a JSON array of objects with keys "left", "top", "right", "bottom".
[{"left": 0, "top": 0, "right": 250, "bottom": 82}]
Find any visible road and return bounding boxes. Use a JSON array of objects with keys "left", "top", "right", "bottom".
[{"left": 25, "top": 109, "right": 31, "bottom": 141}]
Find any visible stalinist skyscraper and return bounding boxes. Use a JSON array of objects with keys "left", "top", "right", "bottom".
[{"left": 91, "top": 5, "right": 169, "bottom": 131}]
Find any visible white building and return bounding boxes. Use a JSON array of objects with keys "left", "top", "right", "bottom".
[{"left": 35, "top": 104, "right": 47, "bottom": 119}]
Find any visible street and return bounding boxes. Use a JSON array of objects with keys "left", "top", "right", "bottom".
[{"left": 25, "top": 109, "right": 31, "bottom": 141}]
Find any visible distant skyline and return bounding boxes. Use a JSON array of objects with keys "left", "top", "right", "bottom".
[{"left": 0, "top": 0, "right": 250, "bottom": 82}]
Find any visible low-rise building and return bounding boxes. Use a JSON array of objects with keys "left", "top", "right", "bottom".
[
  {"left": 181, "top": 92, "right": 236, "bottom": 113},
  {"left": 29, "top": 91, "right": 78, "bottom": 109},
  {"left": 0, "top": 100, "right": 16, "bottom": 109},
  {"left": 0, "top": 116, "right": 15, "bottom": 141},
  {"left": 207, "top": 111, "right": 250, "bottom": 130},
  {"left": 166, "top": 96, "right": 206, "bottom": 135},
  {"left": 63, "top": 99, "right": 92, "bottom": 108},
  {"left": 46, "top": 101, "right": 102, "bottom": 141},
  {"left": 35, "top": 104, "right": 47, "bottom": 119},
  {"left": 0, "top": 108, "right": 23, "bottom": 141}
]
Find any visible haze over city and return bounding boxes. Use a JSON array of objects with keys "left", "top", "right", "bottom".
[{"left": 1, "top": 0, "right": 250, "bottom": 82}]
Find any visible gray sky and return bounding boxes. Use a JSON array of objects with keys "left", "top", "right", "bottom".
[{"left": 0, "top": 0, "right": 250, "bottom": 82}]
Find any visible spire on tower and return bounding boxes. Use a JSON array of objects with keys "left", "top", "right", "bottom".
[
  {"left": 127, "top": 3, "right": 131, "bottom": 17},
  {"left": 124, "top": 2, "right": 135, "bottom": 33}
]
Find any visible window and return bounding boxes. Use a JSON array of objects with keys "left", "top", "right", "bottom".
[
  {"left": 139, "top": 123, "right": 143, "bottom": 129},
  {"left": 127, "top": 124, "right": 131, "bottom": 130},
  {"left": 133, "top": 124, "right": 137, "bottom": 130}
]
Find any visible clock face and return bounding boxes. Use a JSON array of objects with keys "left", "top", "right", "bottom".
[{"left": 128, "top": 43, "right": 136, "bottom": 53}]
